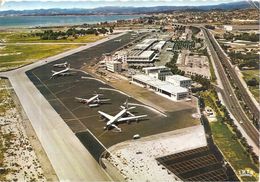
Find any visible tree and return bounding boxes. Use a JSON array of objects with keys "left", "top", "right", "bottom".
[
  {"left": 109, "top": 27, "right": 113, "bottom": 34},
  {"left": 246, "top": 78, "right": 259, "bottom": 87}
]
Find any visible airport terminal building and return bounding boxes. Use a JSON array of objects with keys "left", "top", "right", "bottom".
[
  {"left": 143, "top": 66, "right": 173, "bottom": 81},
  {"left": 132, "top": 74, "right": 189, "bottom": 101}
]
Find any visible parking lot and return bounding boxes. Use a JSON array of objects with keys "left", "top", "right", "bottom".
[{"left": 157, "top": 146, "right": 238, "bottom": 181}]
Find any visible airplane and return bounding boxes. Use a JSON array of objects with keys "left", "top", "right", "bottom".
[
  {"left": 114, "top": 39, "right": 122, "bottom": 42},
  {"left": 53, "top": 61, "right": 68, "bottom": 68},
  {"left": 98, "top": 99, "right": 147, "bottom": 132},
  {"left": 50, "top": 64, "right": 72, "bottom": 79},
  {"left": 75, "top": 93, "right": 110, "bottom": 107}
]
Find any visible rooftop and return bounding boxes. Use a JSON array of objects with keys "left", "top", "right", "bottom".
[
  {"left": 132, "top": 74, "right": 188, "bottom": 94},
  {"left": 166, "top": 75, "right": 191, "bottom": 82},
  {"left": 139, "top": 51, "right": 155, "bottom": 58},
  {"left": 143, "top": 66, "right": 167, "bottom": 71}
]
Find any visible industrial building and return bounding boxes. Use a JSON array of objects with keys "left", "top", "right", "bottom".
[
  {"left": 143, "top": 66, "right": 173, "bottom": 81},
  {"left": 127, "top": 50, "right": 157, "bottom": 67},
  {"left": 134, "top": 39, "right": 157, "bottom": 50},
  {"left": 132, "top": 74, "right": 189, "bottom": 101},
  {"left": 166, "top": 75, "right": 192, "bottom": 88},
  {"left": 106, "top": 61, "right": 122, "bottom": 72},
  {"left": 152, "top": 41, "right": 166, "bottom": 51}
]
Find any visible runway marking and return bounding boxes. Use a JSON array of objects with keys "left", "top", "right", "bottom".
[
  {"left": 54, "top": 83, "right": 80, "bottom": 95},
  {"left": 97, "top": 130, "right": 108, "bottom": 138},
  {"left": 71, "top": 105, "right": 84, "bottom": 112},
  {"left": 128, "top": 102, "right": 167, "bottom": 117},
  {"left": 81, "top": 76, "right": 106, "bottom": 84},
  {"left": 31, "top": 71, "right": 87, "bottom": 130},
  {"left": 48, "top": 96, "right": 74, "bottom": 102},
  {"left": 64, "top": 114, "right": 101, "bottom": 121}
]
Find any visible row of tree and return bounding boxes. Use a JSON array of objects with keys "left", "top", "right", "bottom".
[
  {"left": 199, "top": 89, "right": 258, "bottom": 165},
  {"left": 223, "top": 32, "right": 259, "bottom": 42},
  {"left": 215, "top": 99, "right": 259, "bottom": 164},
  {"left": 34, "top": 27, "right": 113, "bottom": 40}
]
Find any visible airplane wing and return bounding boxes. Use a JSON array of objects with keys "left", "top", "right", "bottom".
[
  {"left": 99, "top": 99, "right": 110, "bottom": 103},
  {"left": 98, "top": 111, "right": 113, "bottom": 120},
  {"left": 75, "top": 97, "right": 86, "bottom": 102},
  {"left": 111, "top": 124, "right": 122, "bottom": 132},
  {"left": 117, "top": 115, "right": 147, "bottom": 122}
]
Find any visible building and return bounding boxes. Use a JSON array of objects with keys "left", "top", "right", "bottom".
[
  {"left": 223, "top": 25, "right": 233, "bottom": 32},
  {"left": 114, "top": 50, "right": 128, "bottom": 63},
  {"left": 177, "top": 54, "right": 211, "bottom": 79},
  {"left": 165, "top": 75, "right": 192, "bottom": 88},
  {"left": 127, "top": 50, "right": 156, "bottom": 67},
  {"left": 134, "top": 39, "right": 157, "bottom": 50},
  {"left": 143, "top": 66, "right": 173, "bottom": 81},
  {"left": 132, "top": 74, "right": 189, "bottom": 101},
  {"left": 106, "top": 61, "right": 122, "bottom": 73},
  {"left": 152, "top": 41, "right": 166, "bottom": 51}
]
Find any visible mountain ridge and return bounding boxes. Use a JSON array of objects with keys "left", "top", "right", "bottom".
[{"left": 0, "top": 1, "right": 257, "bottom": 16}]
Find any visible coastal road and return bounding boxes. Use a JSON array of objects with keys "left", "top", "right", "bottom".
[
  {"left": 202, "top": 28, "right": 259, "bottom": 151},
  {"left": 0, "top": 32, "right": 128, "bottom": 181}
]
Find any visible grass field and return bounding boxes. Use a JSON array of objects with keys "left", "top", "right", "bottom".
[
  {"left": 0, "top": 30, "right": 105, "bottom": 71},
  {"left": 210, "top": 121, "right": 259, "bottom": 181},
  {"left": 0, "top": 44, "right": 80, "bottom": 71},
  {"left": 0, "top": 31, "right": 103, "bottom": 43},
  {"left": 242, "top": 69, "right": 259, "bottom": 102}
]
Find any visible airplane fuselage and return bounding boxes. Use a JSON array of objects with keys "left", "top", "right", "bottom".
[
  {"left": 51, "top": 67, "right": 70, "bottom": 78},
  {"left": 107, "top": 109, "right": 127, "bottom": 126}
]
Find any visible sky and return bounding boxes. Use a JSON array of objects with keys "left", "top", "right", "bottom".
[{"left": 0, "top": 0, "right": 242, "bottom": 11}]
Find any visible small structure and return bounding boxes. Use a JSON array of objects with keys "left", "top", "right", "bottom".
[
  {"left": 106, "top": 61, "right": 122, "bottom": 73},
  {"left": 223, "top": 25, "right": 233, "bottom": 32},
  {"left": 165, "top": 75, "right": 192, "bottom": 88}
]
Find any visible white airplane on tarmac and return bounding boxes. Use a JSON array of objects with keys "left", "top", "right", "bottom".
[
  {"left": 98, "top": 99, "right": 147, "bottom": 132},
  {"left": 75, "top": 93, "right": 110, "bottom": 107},
  {"left": 50, "top": 64, "right": 72, "bottom": 79},
  {"left": 114, "top": 39, "right": 121, "bottom": 42},
  {"left": 53, "top": 61, "right": 68, "bottom": 68}
]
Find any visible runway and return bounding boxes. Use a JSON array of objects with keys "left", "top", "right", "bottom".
[{"left": 0, "top": 32, "right": 129, "bottom": 181}]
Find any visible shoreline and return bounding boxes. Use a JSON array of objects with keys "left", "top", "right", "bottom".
[{"left": 0, "top": 14, "right": 145, "bottom": 29}]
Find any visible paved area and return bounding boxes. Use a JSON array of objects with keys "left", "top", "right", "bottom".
[
  {"left": 0, "top": 32, "right": 128, "bottom": 181},
  {"left": 105, "top": 125, "right": 207, "bottom": 182},
  {"left": 24, "top": 31, "right": 200, "bottom": 161}
]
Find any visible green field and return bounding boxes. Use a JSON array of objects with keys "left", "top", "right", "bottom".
[
  {"left": 0, "top": 31, "right": 102, "bottom": 43},
  {"left": 0, "top": 44, "right": 80, "bottom": 71},
  {"left": 210, "top": 121, "right": 259, "bottom": 181},
  {"left": 242, "top": 69, "right": 259, "bottom": 102},
  {"left": 0, "top": 30, "right": 105, "bottom": 71}
]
